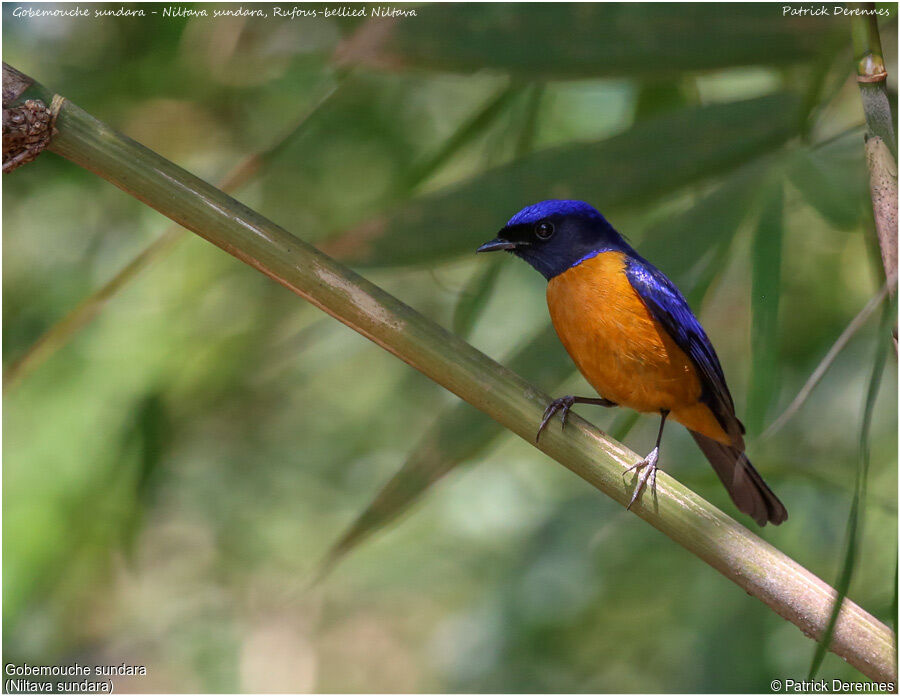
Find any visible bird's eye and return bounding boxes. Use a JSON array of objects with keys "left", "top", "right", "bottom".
[{"left": 535, "top": 221, "right": 555, "bottom": 240}]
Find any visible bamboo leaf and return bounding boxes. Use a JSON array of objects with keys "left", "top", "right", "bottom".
[
  {"left": 788, "top": 135, "right": 866, "bottom": 230},
  {"left": 747, "top": 179, "right": 785, "bottom": 435},
  {"left": 449, "top": 86, "right": 544, "bottom": 339},
  {"left": 451, "top": 257, "right": 504, "bottom": 338},
  {"left": 514, "top": 83, "right": 544, "bottom": 157},
  {"left": 260, "top": 74, "right": 525, "bottom": 235},
  {"left": 340, "top": 5, "right": 844, "bottom": 78},
  {"left": 118, "top": 393, "right": 171, "bottom": 558},
  {"left": 809, "top": 302, "right": 891, "bottom": 677},
  {"left": 638, "top": 160, "right": 767, "bottom": 281},
  {"left": 406, "top": 83, "right": 523, "bottom": 188},
  {"left": 339, "top": 93, "right": 802, "bottom": 267},
  {"left": 633, "top": 79, "right": 693, "bottom": 122}
]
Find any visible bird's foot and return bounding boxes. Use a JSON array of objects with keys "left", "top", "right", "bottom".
[
  {"left": 536, "top": 396, "right": 577, "bottom": 442},
  {"left": 623, "top": 447, "right": 659, "bottom": 510}
]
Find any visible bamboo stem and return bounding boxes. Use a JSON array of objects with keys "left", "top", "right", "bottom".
[
  {"left": 850, "top": 5, "right": 896, "bottom": 157},
  {"left": 866, "top": 136, "right": 898, "bottom": 294},
  {"left": 6, "top": 64, "right": 896, "bottom": 683},
  {"left": 850, "top": 5, "right": 898, "bottom": 304}
]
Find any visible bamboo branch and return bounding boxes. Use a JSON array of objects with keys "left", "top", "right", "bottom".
[{"left": 5, "top": 64, "right": 895, "bottom": 684}]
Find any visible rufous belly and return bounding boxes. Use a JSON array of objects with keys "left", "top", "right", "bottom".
[{"left": 546, "top": 251, "right": 730, "bottom": 444}]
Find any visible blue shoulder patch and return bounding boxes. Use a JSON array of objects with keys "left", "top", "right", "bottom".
[
  {"left": 624, "top": 255, "right": 740, "bottom": 434},
  {"left": 507, "top": 199, "right": 603, "bottom": 227}
]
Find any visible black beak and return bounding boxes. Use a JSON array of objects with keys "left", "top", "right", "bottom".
[{"left": 476, "top": 238, "right": 521, "bottom": 253}]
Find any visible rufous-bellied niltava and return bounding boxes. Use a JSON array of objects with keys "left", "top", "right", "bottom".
[{"left": 477, "top": 200, "right": 787, "bottom": 526}]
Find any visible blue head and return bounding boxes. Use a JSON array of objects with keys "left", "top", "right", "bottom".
[{"left": 477, "top": 200, "right": 630, "bottom": 280}]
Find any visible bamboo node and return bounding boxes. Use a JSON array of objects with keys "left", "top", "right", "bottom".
[
  {"left": 857, "top": 70, "right": 888, "bottom": 83},
  {"left": 2, "top": 98, "right": 52, "bottom": 173},
  {"left": 856, "top": 53, "right": 888, "bottom": 82}
]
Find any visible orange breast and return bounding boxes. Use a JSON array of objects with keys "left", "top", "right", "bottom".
[{"left": 546, "top": 251, "right": 730, "bottom": 443}]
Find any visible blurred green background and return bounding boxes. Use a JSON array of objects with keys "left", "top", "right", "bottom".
[{"left": 3, "top": 3, "right": 898, "bottom": 692}]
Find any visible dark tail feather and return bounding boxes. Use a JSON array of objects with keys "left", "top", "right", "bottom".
[{"left": 690, "top": 431, "right": 788, "bottom": 526}]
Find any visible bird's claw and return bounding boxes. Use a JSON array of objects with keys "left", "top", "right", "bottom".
[
  {"left": 536, "top": 396, "right": 576, "bottom": 442},
  {"left": 624, "top": 447, "right": 659, "bottom": 510}
]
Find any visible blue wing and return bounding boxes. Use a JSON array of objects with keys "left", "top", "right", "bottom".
[{"left": 624, "top": 254, "right": 744, "bottom": 440}]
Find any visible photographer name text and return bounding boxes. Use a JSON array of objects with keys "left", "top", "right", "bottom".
[
  {"left": 771, "top": 678, "right": 896, "bottom": 693},
  {"left": 783, "top": 5, "right": 891, "bottom": 16}
]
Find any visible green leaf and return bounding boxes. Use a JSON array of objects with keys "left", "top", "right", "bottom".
[
  {"left": 746, "top": 179, "right": 785, "bottom": 435},
  {"left": 452, "top": 257, "right": 504, "bottom": 338},
  {"left": 341, "top": 93, "right": 802, "bottom": 267},
  {"left": 449, "top": 88, "right": 545, "bottom": 340},
  {"left": 346, "top": 5, "right": 844, "bottom": 78},
  {"left": 118, "top": 393, "right": 172, "bottom": 557},
  {"left": 514, "top": 83, "right": 545, "bottom": 157},
  {"left": 788, "top": 133, "right": 867, "bottom": 230},
  {"left": 406, "top": 83, "right": 523, "bottom": 188},
  {"left": 633, "top": 79, "right": 694, "bottom": 122},
  {"left": 261, "top": 73, "right": 524, "bottom": 237},
  {"left": 317, "top": 324, "right": 573, "bottom": 576},
  {"left": 638, "top": 160, "right": 768, "bottom": 282},
  {"left": 809, "top": 302, "right": 891, "bottom": 678}
]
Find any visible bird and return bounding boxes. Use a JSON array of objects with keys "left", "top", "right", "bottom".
[{"left": 476, "top": 199, "right": 787, "bottom": 526}]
